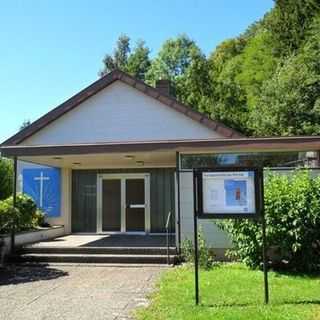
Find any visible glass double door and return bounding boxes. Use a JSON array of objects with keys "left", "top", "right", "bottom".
[{"left": 100, "top": 174, "right": 149, "bottom": 233}]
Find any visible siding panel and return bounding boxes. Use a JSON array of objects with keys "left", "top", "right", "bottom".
[{"left": 72, "top": 171, "right": 97, "bottom": 232}]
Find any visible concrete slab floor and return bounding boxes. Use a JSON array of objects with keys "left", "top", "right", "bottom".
[
  {"left": 0, "top": 263, "right": 167, "bottom": 320},
  {"left": 25, "top": 234, "right": 175, "bottom": 248}
]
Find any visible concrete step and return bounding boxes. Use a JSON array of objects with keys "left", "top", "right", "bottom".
[
  {"left": 11, "top": 253, "right": 178, "bottom": 264},
  {"left": 20, "top": 246, "right": 177, "bottom": 255}
]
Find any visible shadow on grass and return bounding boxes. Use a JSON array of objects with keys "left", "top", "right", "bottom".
[
  {"left": 203, "top": 302, "right": 253, "bottom": 308},
  {"left": 273, "top": 269, "right": 320, "bottom": 279},
  {"left": 0, "top": 263, "right": 68, "bottom": 285},
  {"left": 200, "top": 299, "right": 320, "bottom": 309},
  {"left": 278, "top": 299, "right": 320, "bottom": 306}
]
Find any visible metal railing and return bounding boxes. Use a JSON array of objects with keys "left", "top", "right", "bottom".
[{"left": 165, "top": 210, "right": 172, "bottom": 265}]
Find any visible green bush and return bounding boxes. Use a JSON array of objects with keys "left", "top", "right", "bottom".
[
  {"left": 0, "top": 193, "right": 45, "bottom": 234},
  {"left": 0, "top": 201, "right": 19, "bottom": 234},
  {"left": 218, "top": 170, "right": 320, "bottom": 272},
  {"left": 181, "top": 227, "right": 215, "bottom": 270}
]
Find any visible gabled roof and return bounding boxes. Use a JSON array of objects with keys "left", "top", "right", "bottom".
[{"left": 2, "top": 69, "right": 244, "bottom": 146}]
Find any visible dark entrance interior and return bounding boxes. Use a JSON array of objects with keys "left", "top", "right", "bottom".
[
  {"left": 102, "top": 177, "right": 145, "bottom": 232},
  {"left": 126, "top": 179, "right": 145, "bottom": 232},
  {"left": 102, "top": 179, "right": 121, "bottom": 231}
]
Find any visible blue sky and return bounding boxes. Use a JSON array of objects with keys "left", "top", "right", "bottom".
[{"left": 0, "top": 0, "right": 274, "bottom": 142}]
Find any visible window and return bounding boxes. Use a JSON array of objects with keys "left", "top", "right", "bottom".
[{"left": 180, "top": 152, "right": 305, "bottom": 169}]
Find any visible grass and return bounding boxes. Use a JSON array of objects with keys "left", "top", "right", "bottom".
[{"left": 135, "top": 263, "right": 320, "bottom": 320}]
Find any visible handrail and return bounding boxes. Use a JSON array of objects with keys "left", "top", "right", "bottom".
[
  {"left": 165, "top": 210, "right": 172, "bottom": 230},
  {"left": 165, "top": 211, "right": 172, "bottom": 265}
]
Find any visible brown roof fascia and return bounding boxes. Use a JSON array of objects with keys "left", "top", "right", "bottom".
[
  {"left": 2, "top": 69, "right": 243, "bottom": 146},
  {"left": 2, "top": 136, "right": 320, "bottom": 157}
]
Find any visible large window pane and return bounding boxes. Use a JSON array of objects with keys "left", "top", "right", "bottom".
[{"left": 180, "top": 152, "right": 304, "bottom": 169}]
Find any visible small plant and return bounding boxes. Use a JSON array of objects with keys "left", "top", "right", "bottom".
[{"left": 181, "top": 226, "right": 215, "bottom": 269}]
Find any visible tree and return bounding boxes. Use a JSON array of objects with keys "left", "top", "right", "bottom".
[
  {"left": 99, "top": 35, "right": 151, "bottom": 80},
  {"left": 0, "top": 157, "right": 13, "bottom": 200},
  {"left": 20, "top": 120, "right": 31, "bottom": 131},
  {"left": 265, "top": 0, "right": 320, "bottom": 55},
  {"left": 207, "top": 37, "right": 249, "bottom": 133},
  {"left": 250, "top": 16, "right": 320, "bottom": 136},
  {"left": 146, "top": 35, "right": 210, "bottom": 111},
  {"left": 126, "top": 40, "right": 151, "bottom": 80},
  {"left": 100, "top": 34, "right": 130, "bottom": 76},
  {"left": 209, "top": 55, "right": 249, "bottom": 133},
  {"left": 235, "top": 30, "right": 279, "bottom": 108}
]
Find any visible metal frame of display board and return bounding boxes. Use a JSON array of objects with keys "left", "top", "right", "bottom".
[{"left": 192, "top": 167, "right": 269, "bottom": 305}]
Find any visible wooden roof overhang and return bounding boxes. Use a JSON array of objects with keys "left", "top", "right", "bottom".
[{"left": 2, "top": 136, "right": 320, "bottom": 158}]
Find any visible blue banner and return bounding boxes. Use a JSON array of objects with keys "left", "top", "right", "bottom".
[{"left": 22, "top": 168, "right": 61, "bottom": 217}]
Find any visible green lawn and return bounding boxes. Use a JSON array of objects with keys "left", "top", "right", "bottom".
[{"left": 135, "top": 263, "right": 320, "bottom": 320}]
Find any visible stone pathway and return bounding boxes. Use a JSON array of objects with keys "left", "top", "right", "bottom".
[{"left": 0, "top": 264, "right": 166, "bottom": 320}]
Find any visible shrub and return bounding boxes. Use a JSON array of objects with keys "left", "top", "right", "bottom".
[
  {"left": 218, "top": 170, "right": 320, "bottom": 272},
  {"left": 0, "top": 193, "right": 45, "bottom": 234},
  {"left": 33, "top": 209, "right": 45, "bottom": 227},
  {"left": 0, "top": 201, "right": 19, "bottom": 234},
  {"left": 181, "top": 226, "right": 215, "bottom": 269}
]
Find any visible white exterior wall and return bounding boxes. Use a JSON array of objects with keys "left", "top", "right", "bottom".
[
  {"left": 23, "top": 81, "right": 222, "bottom": 145},
  {"left": 179, "top": 171, "right": 232, "bottom": 249}
]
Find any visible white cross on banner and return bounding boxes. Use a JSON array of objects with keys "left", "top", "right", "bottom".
[{"left": 34, "top": 171, "right": 50, "bottom": 208}]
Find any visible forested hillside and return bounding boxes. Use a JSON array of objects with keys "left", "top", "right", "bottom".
[{"left": 100, "top": 0, "right": 320, "bottom": 137}]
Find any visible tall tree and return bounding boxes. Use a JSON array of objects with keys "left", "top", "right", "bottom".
[
  {"left": 126, "top": 40, "right": 151, "bottom": 80},
  {"left": 0, "top": 157, "right": 13, "bottom": 200},
  {"left": 207, "top": 37, "right": 248, "bottom": 132},
  {"left": 99, "top": 35, "right": 150, "bottom": 80},
  {"left": 146, "top": 35, "right": 210, "bottom": 111},
  {"left": 265, "top": 0, "right": 320, "bottom": 55},
  {"left": 250, "top": 16, "right": 320, "bottom": 136}
]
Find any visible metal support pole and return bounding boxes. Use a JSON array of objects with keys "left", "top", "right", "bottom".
[
  {"left": 262, "top": 216, "right": 269, "bottom": 304},
  {"left": 11, "top": 156, "right": 17, "bottom": 254},
  {"left": 260, "top": 170, "right": 269, "bottom": 304},
  {"left": 176, "top": 151, "right": 181, "bottom": 254},
  {"left": 193, "top": 172, "right": 199, "bottom": 305},
  {"left": 194, "top": 211, "right": 199, "bottom": 305}
]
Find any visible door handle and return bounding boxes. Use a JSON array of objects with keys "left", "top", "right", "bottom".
[{"left": 128, "top": 204, "right": 145, "bottom": 209}]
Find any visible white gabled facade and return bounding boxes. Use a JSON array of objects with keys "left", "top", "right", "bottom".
[
  {"left": 7, "top": 72, "right": 234, "bottom": 252},
  {"left": 24, "top": 81, "right": 223, "bottom": 146}
]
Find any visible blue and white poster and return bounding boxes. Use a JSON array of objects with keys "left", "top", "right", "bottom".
[
  {"left": 224, "top": 180, "right": 247, "bottom": 207},
  {"left": 22, "top": 168, "right": 61, "bottom": 217},
  {"left": 202, "top": 171, "right": 255, "bottom": 214}
]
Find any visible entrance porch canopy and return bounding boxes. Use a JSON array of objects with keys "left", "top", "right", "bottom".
[{"left": 1, "top": 136, "right": 320, "bottom": 168}]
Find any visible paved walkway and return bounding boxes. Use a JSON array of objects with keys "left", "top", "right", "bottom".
[{"left": 0, "top": 264, "right": 165, "bottom": 320}]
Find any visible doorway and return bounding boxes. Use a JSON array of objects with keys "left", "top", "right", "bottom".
[{"left": 97, "top": 173, "right": 150, "bottom": 233}]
